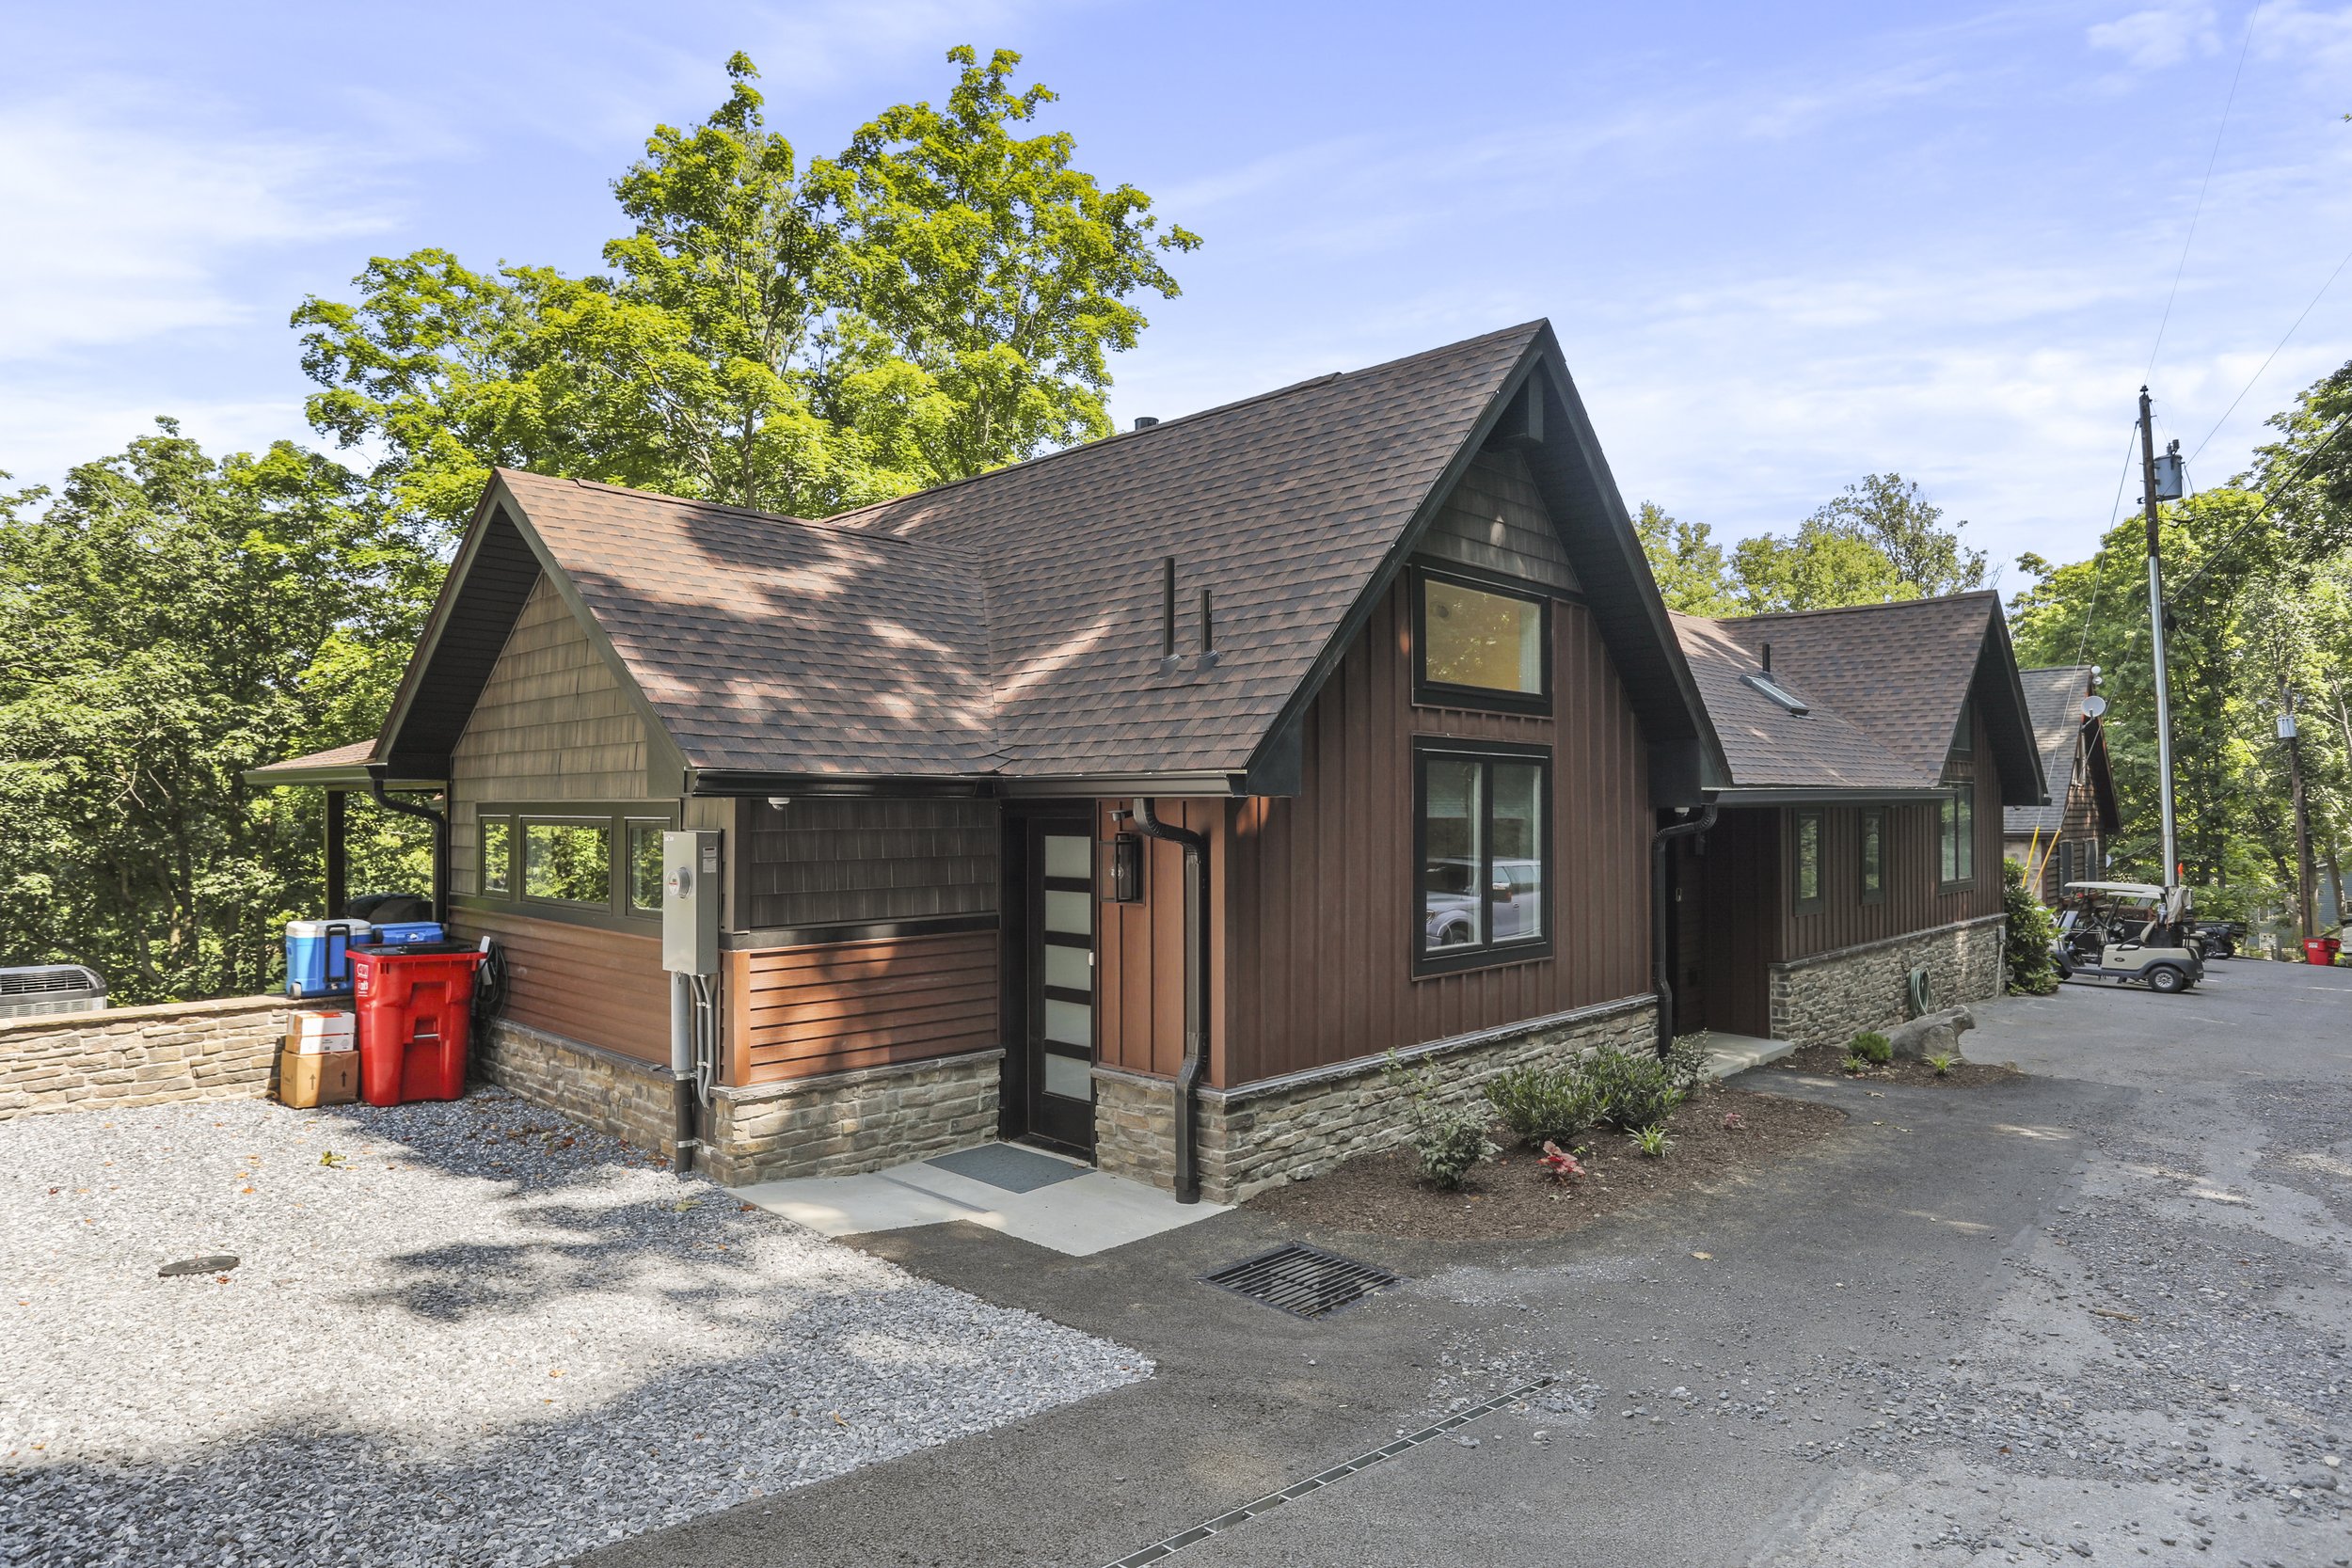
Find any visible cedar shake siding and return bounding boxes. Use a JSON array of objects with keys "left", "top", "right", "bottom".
[
  {"left": 736, "top": 797, "right": 999, "bottom": 935},
  {"left": 1218, "top": 573, "right": 1650, "bottom": 1087}
]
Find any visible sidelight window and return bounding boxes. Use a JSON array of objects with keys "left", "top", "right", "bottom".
[{"left": 1415, "top": 742, "right": 1550, "bottom": 973}]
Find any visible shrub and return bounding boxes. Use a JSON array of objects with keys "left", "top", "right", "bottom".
[
  {"left": 2003, "top": 858, "right": 2060, "bottom": 995},
  {"left": 1629, "top": 1123, "right": 1672, "bottom": 1157},
  {"left": 1382, "top": 1052, "right": 1498, "bottom": 1190},
  {"left": 1850, "top": 1031, "right": 1894, "bottom": 1065},
  {"left": 1663, "top": 1031, "right": 1714, "bottom": 1093},
  {"left": 1486, "top": 1065, "right": 1598, "bottom": 1148},
  {"left": 1583, "top": 1044, "right": 1685, "bottom": 1131},
  {"left": 1841, "top": 1052, "right": 1871, "bottom": 1075}
]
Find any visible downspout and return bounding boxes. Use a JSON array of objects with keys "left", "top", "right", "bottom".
[
  {"left": 1132, "top": 798, "right": 1208, "bottom": 1204},
  {"left": 1651, "top": 801, "right": 1719, "bottom": 1056},
  {"left": 367, "top": 768, "right": 449, "bottom": 924}
]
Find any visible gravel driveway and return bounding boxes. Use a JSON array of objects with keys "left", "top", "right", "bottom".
[{"left": 0, "top": 1089, "right": 1147, "bottom": 1568}]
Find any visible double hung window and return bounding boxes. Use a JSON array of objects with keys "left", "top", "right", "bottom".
[{"left": 1415, "top": 742, "right": 1551, "bottom": 973}]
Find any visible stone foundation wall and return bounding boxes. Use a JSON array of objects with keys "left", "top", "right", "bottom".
[
  {"left": 700, "top": 1049, "right": 1002, "bottom": 1186},
  {"left": 1768, "top": 915, "right": 2006, "bottom": 1049},
  {"left": 471, "top": 1019, "right": 680, "bottom": 1157},
  {"left": 0, "top": 995, "right": 294, "bottom": 1119},
  {"left": 1096, "top": 995, "right": 1658, "bottom": 1205}
]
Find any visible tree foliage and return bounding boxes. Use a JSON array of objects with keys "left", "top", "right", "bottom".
[
  {"left": 1631, "top": 501, "right": 1740, "bottom": 615},
  {"left": 0, "top": 429, "right": 436, "bottom": 1002},
  {"left": 1632, "top": 473, "right": 1982, "bottom": 616},
  {"left": 293, "top": 47, "right": 1196, "bottom": 525}
]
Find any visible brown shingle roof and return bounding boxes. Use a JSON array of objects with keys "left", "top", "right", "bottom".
[
  {"left": 1670, "top": 613, "right": 1924, "bottom": 790},
  {"left": 491, "top": 324, "right": 1550, "bottom": 781}
]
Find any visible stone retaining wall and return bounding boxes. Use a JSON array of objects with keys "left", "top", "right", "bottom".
[
  {"left": 0, "top": 995, "right": 293, "bottom": 1119},
  {"left": 1095, "top": 995, "right": 1658, "bottom": 1204},
  {"left": 471, "top": 1019, "right": 680, "bottom": 1157},
  {"left": 700, "top": 1049, "right": 1002, "bottom": 1186},
  {"left": 1767, "top": 915, "right": 2006, "bottom": 1049}
]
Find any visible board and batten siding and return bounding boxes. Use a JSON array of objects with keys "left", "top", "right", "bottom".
[
  {"left": 447, "top": 905, "right": 670, "bottom": 1064},
  {"left": 449, "top": 573, "right": 654, "bottom": 895},
  {"left": 1091, "top": 572, "right": 1650, "bottom": 1093},
  {"left": 723, "top": 931, "right": 998, "bottom": 1085}
]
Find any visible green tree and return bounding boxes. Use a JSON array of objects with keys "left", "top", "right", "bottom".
[
  {"left": 1631, "top": 501, "right": 1740, "bottom": 614},
  {"left": 0, "top": 427, "right": 436, "bottom": 1002},
  {"left": 1732, "top": 519, "right": 1911, "bottom": 612},
  {"left": 1807, "top": 472, "right": 1987, "bottom": 596}
]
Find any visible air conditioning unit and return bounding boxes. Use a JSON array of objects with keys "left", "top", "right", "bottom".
[{"left": 0, "top": 965, "right": 107, "bottom": 1021}]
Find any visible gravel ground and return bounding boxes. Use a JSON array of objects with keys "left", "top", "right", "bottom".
[{"left": 0, "top": 1089, "right": 1148, "bottom": 1568}]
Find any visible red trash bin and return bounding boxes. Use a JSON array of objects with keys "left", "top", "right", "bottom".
[
  {"left": 2303, "top": 938, "right": 2340, "bottom": 967},
  {"left": 353, "top": 943, "right": 484, "bottom": 1106}
]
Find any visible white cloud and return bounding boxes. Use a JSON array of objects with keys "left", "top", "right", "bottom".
[
  {"left": 0, "top": 87, "right": 392, "bottom": 360},
  {"left": 2087, "top": 4, "right": 2221, "bottom": 69}
]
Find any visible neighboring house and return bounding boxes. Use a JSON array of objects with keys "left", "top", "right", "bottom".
[
  {"left": 257, "top": 323, "right": 1732, "bottom": 1203},
  {"left": 2002, "top": 664, "right": 2121, "bottom": 901},
  {"left": 253, "top": 320, "right": 2045, "bottom": 1201},
  {"left": 1668, "top": 597, "right": 2044, "bottom": 1049}
]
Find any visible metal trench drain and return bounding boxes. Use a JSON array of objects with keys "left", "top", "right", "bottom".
[
  {"left": 1200, "top": 1243, "right": 1398, "bottom": 1320},
  {"left": 1099, "top": 1376, "right": 1557, "bottom": 1568}
]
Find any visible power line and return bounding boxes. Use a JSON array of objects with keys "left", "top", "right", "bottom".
[
  {"left": 2187, "top": 239, "right": 2352, "bottom": 466},
  {"left": 2145, "top": 2, "right": 2264, "bottom": 383},
  {"left": 2171, "top": 405, "right": 2352, "bottom": 597}
]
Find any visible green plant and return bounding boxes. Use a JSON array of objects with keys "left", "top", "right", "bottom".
[
  {"left": 2002, "top": 858, "right": 2060, "bottom": 995},
  {"left": 1663, "top": 1031, "right": 1714, "bottom": 1093},
  {"left": 1629, "top": 1123, "right": 1673, "bottom": 1157},
  {"left": 1485, "top": 1065, "right": 1598, "bottom": 1148},
  {"left": 1841, "top": 1052, "right": 1871, "bottom": 1075},
  {"left": 1582, "top": 1044, "right": 1685, "bottom": 1131},
  {"left": 1383, "top": 1052, "right": 1497, "bottom": 1190},
  {"left": 1850, "top": 1030, "right": 1894, "bottom": 1065},
  {"left": 1926, "top": 1052, "right": 1957, "bottom": 1077}
]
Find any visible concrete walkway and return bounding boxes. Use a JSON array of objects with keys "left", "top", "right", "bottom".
[{"left": 586, "top": 958, "right": 2352, "bottom": 1568}]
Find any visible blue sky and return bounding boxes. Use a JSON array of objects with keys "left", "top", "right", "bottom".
[{"left": 5, "top": 0, "right": 2350, "bottom": 577}]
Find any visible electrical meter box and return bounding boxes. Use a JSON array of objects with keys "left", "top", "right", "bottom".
[{"left": 661, "top": 830, "right": 723, "bottom": 975}]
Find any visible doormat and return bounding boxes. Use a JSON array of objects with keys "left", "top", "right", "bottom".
[{"left": 926, "top": 1143, "right": 1089, "bottom": 1194}]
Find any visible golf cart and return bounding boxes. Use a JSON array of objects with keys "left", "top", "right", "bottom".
[
  {"left": 2187, "top": 917, "right": 2245, "bottom": 959},
  {"left": 2052, "top": 882, "right": 2204, "bottom": 993}
]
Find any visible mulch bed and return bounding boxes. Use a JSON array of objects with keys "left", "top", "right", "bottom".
[
  {"left": 1240, "top": 1085, "right": 1848, "bottom": 1242},
  {"left": 1769, "top": 1041, "right": 2024, "bottom": 1088}
]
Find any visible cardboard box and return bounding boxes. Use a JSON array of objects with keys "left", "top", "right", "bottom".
[
  {"left": 286, "top": 1009, "right": 355, "bottom": 1055},
  {"left": 278, "top": 1048, "right": 358, "bottom": 1108}
]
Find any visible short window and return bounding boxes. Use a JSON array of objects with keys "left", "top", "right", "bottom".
[
  {"left": 525, "top": 820, "right": 612, "bottom": 906},
  {"left": 1415, "top": 570, "right": 1549, "bottom": 709},
  {"left": 627, "top": 821, "right": 666, "bottom": 912},
  {"left": 1416, "top": 744, "right": 1549, "bottom": 971},
  {"left": 1793, "top": 810, "right": 1824, "bottom": 914},
  {"left": 481, "top": 817, "right": 513, "bottom": 895},
  {"left": 1939, "top": 787, "right": 1976, "bottom": 886},
  {"left": 1860, "top": 808, "right": 1884, "bottom": 905}
]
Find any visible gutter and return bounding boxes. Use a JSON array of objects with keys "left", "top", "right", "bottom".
[
  {"left": 367, "top": 767, "right": 450, "bottom": 925},
  {"left": 1130, "top": 798, "right": 1209, "bottom": 1203},
  {"left": 1650, "top": 801, "right": 1719, "bottom": 1056}
]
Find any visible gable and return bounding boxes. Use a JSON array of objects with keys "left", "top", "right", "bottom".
[
  {"left": 1413, "top": 449, "right": 1577, "bottom": 591},
  {"left": 451, "top": 574, "right": 651, "bottom": 803}
]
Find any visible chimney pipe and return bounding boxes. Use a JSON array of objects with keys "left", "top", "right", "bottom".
[
  {"left": 1761, "top": 641, "right": 1772, "bottom": 673},
  {"left": 1134, "top": 416, "right": 1159, "bottom": 430},
  {"left": 1161, "top": 557, "right": 1177, "bottom": 662},
  {"left": 1200, "top": 587, "right": 1218, "bottom": 667}
]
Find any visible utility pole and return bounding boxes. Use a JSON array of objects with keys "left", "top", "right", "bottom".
[
  {"left": 2139, "top": 388, "right": 2181, "bottom": 889},
  {"left": 2281, "top": 685, "right": 2317, "bottom": 942}
]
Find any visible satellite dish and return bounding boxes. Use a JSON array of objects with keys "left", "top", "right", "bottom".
[{"left": 2082, "top": 695, "right": 2108, "bottom": 719}]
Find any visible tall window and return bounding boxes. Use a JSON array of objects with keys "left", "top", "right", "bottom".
[
  {"left": 481, "top": 818, "right": 512, "bottom": 895},
  {"left": 1860, "top": 808, "right": 1885, "bottom": 904},
  {"left": 1416, "top": 742, "right": 1550, "bottom": 972},
  {"left": 1414, "top": 569, "right": 1549, "bottom": 712},
  {"left": 1939, "top": 786, "right": 1976, "bottom": 886},
  {"left": 1792, "top": 810, "right": 1824, "bottom": 914},
  {"left": 627, "top": 820, "right": 667, "bottom": 912}
]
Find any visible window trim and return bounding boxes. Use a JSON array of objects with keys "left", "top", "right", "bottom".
[
  {"left": 1791, "top": 808, "right": 1825, "bottom": 916},
  {"left": 1859, "top": 807, "right": 1885, "bottom": 906},
  {"left": 469, "top": 800, "right": 679, "bottom": 926},
  {"left": 1410, "top": 565, "right": 1553, "bottom": 716},
  {"left": 1938, "top": 785, "right": 1977, "bottom": 890},
  {"left": 1412, "top": 737, "right": 1554, "bottom": 977}
]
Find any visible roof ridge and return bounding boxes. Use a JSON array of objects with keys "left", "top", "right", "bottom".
[
  {"left": 1710, "top": 589, "right": 1998, "bottom": 627},
  {"left": 502, "top": 469, "right": 986, "bottom": 562},
  {"left": 819, "top": 320, "right": 1549, "bottom": 529}
]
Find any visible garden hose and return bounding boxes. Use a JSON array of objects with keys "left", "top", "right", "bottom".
[{"left": 1908, "top": 967, "right": 1934, "bottom": 1018}]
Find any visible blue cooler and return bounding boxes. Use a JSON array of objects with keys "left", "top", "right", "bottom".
[
  {"left": 286, "top": 920, "right": 371, "bottom": 999},
  {"left": 358, "top": 921, "right": 445, "bottom": 946}
]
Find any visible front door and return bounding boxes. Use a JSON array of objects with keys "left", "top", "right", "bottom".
[{"left": 1014, "top": 816, "right": 1097, "bottom": 1153}]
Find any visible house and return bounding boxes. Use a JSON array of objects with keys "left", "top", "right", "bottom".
[
  {"left": 1667, "top": 596, "right": 2044, "bottom": 1048},
  {"left": 253, "top": 321, "right": 2043, "bottom": 1202},
  {"left": 2002, "top": 664, "right": 2121, "bottom": 901}
]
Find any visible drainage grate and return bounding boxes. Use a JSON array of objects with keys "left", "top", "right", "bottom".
[{"left": 1200, "top": 1243, "right": 1397, "bottom": 1319}]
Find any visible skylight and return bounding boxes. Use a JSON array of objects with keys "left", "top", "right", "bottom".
[{"left": 1741, "top": 672, "right": 1810, "bottom": 715}]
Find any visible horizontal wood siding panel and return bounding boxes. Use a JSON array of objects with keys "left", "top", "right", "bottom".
[
  {"left": 735, "top": 930, "right": 999, "bottom": 1084},
  {"left": 447, "top": 906, "right": 669, "bottom": 1063},
  {"left": 450, "top": 573, "right": 652, "bottom": 894},
  {"left": 1217, "top": 574, "right": 1650, "bottom": 1087}
]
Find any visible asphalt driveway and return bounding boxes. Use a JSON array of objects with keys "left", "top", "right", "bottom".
[{"left": 585, "top": 957, "right": 2352, "bottom": 1568}]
